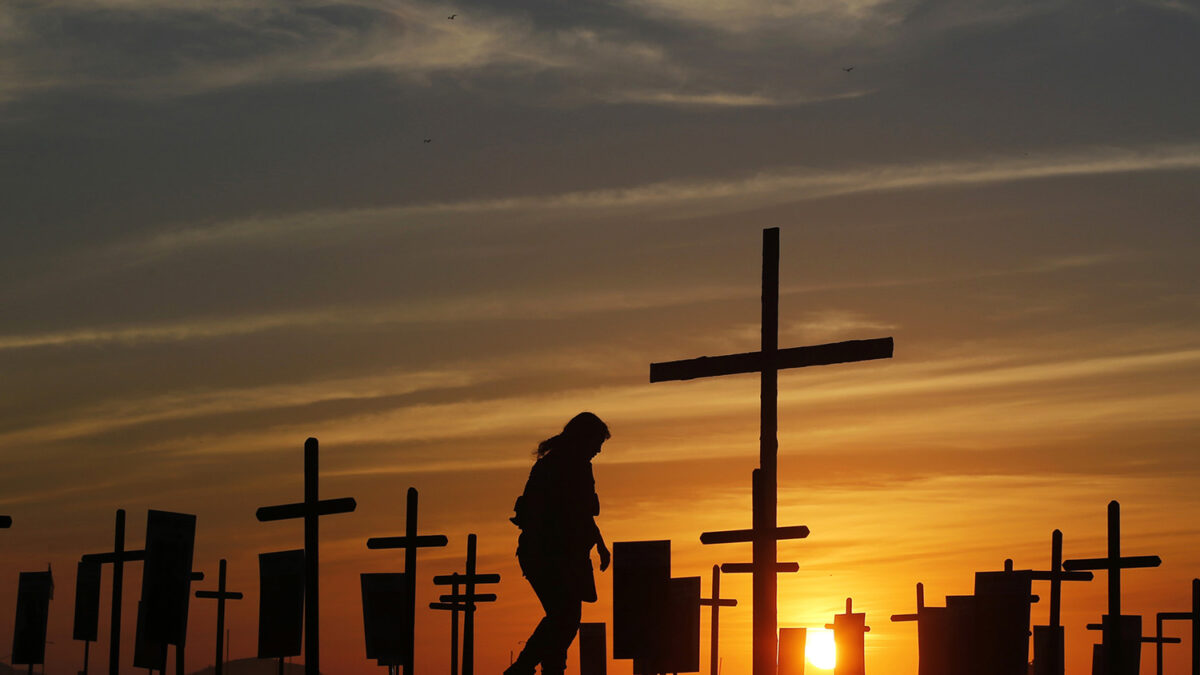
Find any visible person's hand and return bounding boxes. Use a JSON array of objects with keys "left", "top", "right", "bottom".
[{"left": 597, "top": 542, "right": 611, "bottom": 572}]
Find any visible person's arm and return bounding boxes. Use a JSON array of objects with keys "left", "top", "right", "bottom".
[{"left": 592, "top": 518, "right": 610, "bottom": 571}]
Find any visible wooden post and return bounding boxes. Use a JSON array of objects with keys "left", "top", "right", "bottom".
[{"left": 195, "top": 560, "right": 244, "bottom": 675}]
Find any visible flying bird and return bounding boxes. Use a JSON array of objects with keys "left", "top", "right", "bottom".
[
  {"left": 424, "top": 138, "right": 432, "bottom": 143},
  {"left": 448, "top": 13, "right": 456, "bottom": 19},
  {"left": 843, "top": 66, "right": 854, "bottom": 72}
]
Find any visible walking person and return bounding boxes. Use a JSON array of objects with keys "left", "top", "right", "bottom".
[{"left": 506, "top": 412, "right": 612, "bottom": 675}]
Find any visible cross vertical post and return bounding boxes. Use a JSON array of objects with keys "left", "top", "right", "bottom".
[
  {"left": 700, "top": 565, "right": 737, "bottom": 675},
  {"left": 651, "top": 228, "right": 893, "bottom": 675},
  {"left": 195, "top": 560, "right": 243, "bottom": 675},
  {"left": 82, "top": 509, "right": 148, "bottom": 675},
  {"left": 1157, "top": 578, "right": 1200, "bottom": 675},
  {"left": 257, "top": 438, "right": 358, "bottom": 675},
  {"left": 366, "top": 487, "right": 449, "bottom": 675}
]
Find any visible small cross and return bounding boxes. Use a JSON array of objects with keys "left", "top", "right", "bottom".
[
  {"left": 428, "top": 576, "right": 465, "bottom": 675},
  {"left": 1063, "top": 501, "right": 1161, "bottom": 675},
  {"left": 257, "top": 438, "right": 357, "bottom": 675},
  {"left": 366, "top": 487, "right": 449, "bottom": 675},
  {"left": 1027, "top": 530, "right": 1092, "bottom": 675},
  {"left": 432, "top": 534, "right": 499, "bottom": 675},
  {"left": 699, "top": 565, "right": 737, "bottom": 675},
  {"left": 1157, "top": 578, "right": 1200, "bottom": 675},
  {"left": 825, "top": 598, "right": 870, "bottom": 675},
  {"left": 82, "top": 509, "right": 147, "bottom": 675},
  {"left": 195, "top": 559, "right": 244, "bottom": 675}
]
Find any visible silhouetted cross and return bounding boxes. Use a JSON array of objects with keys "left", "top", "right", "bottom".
[
  {"left": 826, "top": 597, "right": 870, "bottom": 675},
  {"left": 428, "top": 576, "right": 465, "bottom": 675},
  {"left": 195, "top": 559, "right": 243, "bottom": 675},
  {"left": 1063, "top": 500, "right": 1161, "bottom": 675},
  {"left": 1027, "top": 530, "right": 1092, "bottom": 675},
  {"left": 82, "top": 509, "right": 147, "bottom": 675},
  {"left": 433, "top": 534, "right": 499, "bottom": 675},
  {"left": 650, "top": 227, "right": 893, "bottom": 675},
  {"left": 367, "top": 487, "right": 449, "bottom": 675},
  {"left": 256, "top": 438, "right": 357, "bottom": 675},
  {"left": 699, "top": 565, "right": 738, "bottom": 675},
  {"left": 1157, "top": 578, "right": 1200, "bottom": 675}
]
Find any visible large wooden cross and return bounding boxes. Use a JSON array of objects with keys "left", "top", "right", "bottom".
[
  {"left": 1157, "top": 578, "right": 1200, "bottom": 675},
  {"left": 1028, "top": 530, "right": 1092, "bottom": 675},
  {"left": 195, "top": 559, "right": 244, "bottom": 675},
  {"left": 257, "top": 438, "right": 357, "bottom": 675},
  {"left": 650, "top": 227, "right": 893, "bottom": 675},
  {"left": 366, "top": 487, "right": 449, "bottom": 675},
  {"left": 699, "top": 565, "right": 737, "bottom": 675},
  {"left": 82, "top": 509, "right": 147, "bottom": 675},
  {"left": 1063, "top": 500, "right": 1161, "bottom": 675}
]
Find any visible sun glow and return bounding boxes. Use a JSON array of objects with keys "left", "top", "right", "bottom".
[{"left": 806, "top": 629, "right": 837, "bottom": 670}]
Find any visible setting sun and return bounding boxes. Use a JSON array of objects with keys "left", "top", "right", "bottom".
[{"left": 806, "top": 629, "right": 837, "bottom": 670}]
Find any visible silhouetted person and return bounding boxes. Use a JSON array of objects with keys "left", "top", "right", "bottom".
[{"left": 506, "top": 413, "right": 611, "bottom": 675}]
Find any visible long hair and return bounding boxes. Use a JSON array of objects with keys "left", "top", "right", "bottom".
[{"left": 534, "top": 412, "right": 610, "bottom": 458}]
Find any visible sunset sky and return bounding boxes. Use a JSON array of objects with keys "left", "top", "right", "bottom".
[{"left": 2, "top": 0, "right": 1199, "bottom": 674}]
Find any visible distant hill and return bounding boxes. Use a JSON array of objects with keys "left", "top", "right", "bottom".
[{"left": 190, "top": 658, "right": 313, "bottom": 675}]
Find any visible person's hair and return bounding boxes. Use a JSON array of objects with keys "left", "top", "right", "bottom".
[{"left": 535, "top": 412, "right": 610, "bottom": 458}]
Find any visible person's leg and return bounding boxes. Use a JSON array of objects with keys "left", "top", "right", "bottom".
[
  {"left": 536, "top": 595, "right": 581, "bottom": 675},
  {"left": 507, "top": 556, "right": 567, "bottom": 675}
]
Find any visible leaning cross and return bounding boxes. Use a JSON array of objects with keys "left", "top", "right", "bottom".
[
  {"left": 82, "top": 509, "right": 147, "bottom": 675},
  {"left": 433, "top": 534, "right": 499, "bottom": 675},
  {"left": 256, "top": 438, "right": 357, "bottom": 675},
  {"left": 1028, "top": 530, "right": 1093, "bottom": 675},
  {"left": 195, "top": 559, "right": 243, "bottom": 675},
  {"left": 699, "top": 565, "right": 738, "bottom": 675},
  {"left": 1157, "top": 578, "right": 1200, "bottom": 675},
  {"left": 651, "top": 227, "right": 893, "bottom": 675},
  {"left": 366, "top": 487, "right": 449, "bottom": 675},
  {"left": 1063, "top": 500, "right": 1161, "bottom": 675}
]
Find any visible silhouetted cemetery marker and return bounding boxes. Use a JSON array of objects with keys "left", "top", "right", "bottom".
[
  {"left": 12, "top": 568, "right": 54, "bottom": 673},
  {"left": 256, "top": 437, "right": 357, "bottom": 675},
  {"left": 651, "top": 227, "right": 893, "bottom": 675},
  {"left": 257, "top": 550, "right": 306, "bottom": 675},
  {"left": 1085, "top": 616, "right": 1142, "bottom": 675},
  {"left": 195, "top": 559, "right": 244, "bottom": 675},
  {"left": 1157, "top": 578, "right": 1200, "bottom": 675},
  {"left": 700, "top": 566, "right": 737, "bottom": 675},
  {"left": 613, "top": 541, "right": 702, "bottom": 675},
  {"left": 433, "top": 534, "right": 499, "bottom": 675},
  {"left": 82, "top": 509, "right": 147, "bottom": 675},
  {"left": 778, "top": 628, "right": 806, "bottom": 675},
  {"left": 360, "top": 573, "right": 408, "bottom": 674},
  {"left": 825, "top": 598, "right": 869, "bottom": 675},
  {"left": 134, "top": 599, "right": 168, "bottom": 672},
  {"left": 366, "top": 487, "right": 448, "bottom": 675},
  {"left": 891, "top": 582, "right": 951, "bottom": 675},
  {"left": 1131, "top": 617, "right": 1182, "bottom": 675},
  {"left": 974, "top": 560, "right": 1039, "bottom": 675},
  {"left": 578, "top": 623, "right": 606, "bottom": 675},
  {"left": 1030, "top": 530, "right": 1094, "bottom": 675},
  {"left": 1064, "top": 501, "right": 1161, "bottom": 675},
  {"left": 427, "top": 577, "right": 463, "bottom": 675},
  {"left": 75, "top": 560, "right": 103, "bottom": 675}
]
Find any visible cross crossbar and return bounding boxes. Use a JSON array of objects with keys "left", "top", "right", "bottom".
[
  {"left": 700, "top": 598, "right": 738, "bottom": 608},
  {"left": 195, "top": 590, "right": 244, "bottom": 600},
  {"left": 433, "top": 574, "right": 499, "bottom": 586},
  {"left": 1160, "top": 612, "right": 1196, "bottom": 621},
  {"left": 701, "top": 526, "right": 809, "bottom": 545},
  {"left": 891, "top": 613, "right": 918, "bottom": 622},
  {"left": 257, "top": 497, "right": 357, "bottom": 522},
  {"left": 650, "top": 338, "right": 893, "bottom": 382},
  {"left": 82, "top": 551, "right": 146, "bottom": 564},
  {"left": 367, "top": 535, "right": 449, "bottom": 549},
  {"left": 440, "top": 593, "right": 496, "bottom": 604},
  {"left": 1063, "top": 555, "right": 1161, "bottom": 571},
  {"left": 430, "top": 602, "right": 471, "bottom": 611},
  {"left": 1029, "top": 570, "right": 1093, "bottom": 581},
  {"left": 720, "top": 563, "right": 799, "bottom": 574}
]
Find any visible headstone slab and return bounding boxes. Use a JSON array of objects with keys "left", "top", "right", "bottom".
[
  {"left": 73, "top": 559, "right": 103, "bottom": 642},
  {"left": 1090, "top": 615, "right": 1142, "bottom": 675},
  {"left": 258, "top": 549, "right": 306, "bottom": 659},
  {"left": 778, "top": 628, "right": 808, "bottom": 675},
  {"left": 974, "top": 570, "right": 1035, "bottom": 675},
  {"left": 945, "top": 595, "right": 979, "bottom": 675},
  {"left": 139, "top": 509, "right": 198, "bottom": 645},
  {"left": 613, "top": 541, "right": 671, "bottom": 661},
  {"left": 916, "top": 606, "right": 952, "bottom": 675},
  {"left": 133, "top": 600, "right": 169, "bottom": 670},
  {"left": 361, "top": 573, "right": 411, "bottom": 666},
  {"left": 579, "top": 623, "right": 607, "bottom": 675},
  {"left": 12, "top": 571, "right": 54, "bottom": 666},
  {"left": 1032, "top": 625, "right": 1065, "bottom": 675},
  {"left": 665, "top": 577, "right": 702, "bottom": 674}
]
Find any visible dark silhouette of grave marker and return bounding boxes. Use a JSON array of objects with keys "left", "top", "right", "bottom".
[
  {"left": 195, "top": 559, "right": 244, "bottom": 675},
  {"left": 613, "top": 541, "right": 702, "bottom": 675},
  {"left": 1158, "top": 578, "right": 1200, "bottom": 675},
  {"left": 1030, "top": 530, "right": 1093, "bottom": 675},
  {"left": 75, "top": 559, "right": 103, "bottom": 675},
  {"left": 433, "top": 534, "right": 499, "bottom": 675},
  {"left": 82, "top": 509, "right": 147, "bottom": 675},
  {"left": 1085, "top": 616, "right": 1143, "bottom": 675},
  {"left": 361, "top": 572, "right": 408, "bottom": 674},
  {"left": 366, "top": 487, "right": 449, "bottom": 675},
  {"left": 12, "top": 568, "right": 54, "bottom": 675},
  {"left": 891, "top": 582, "right": 951, "bottom": 675},
  {"left": 257, "top": 549, "right": 306, "bottom": 675},
  {"left": 1064, "top": 501, "right": 1161, "bottom": 675},
  {"left": 651, "top": 227, "right": 893, "bottom": 675},
  {"left": 778, "top": 628, "right": 806, "bottom": 675},
  {"left": 428, "top": 577, "right": 465, "bottom": 675},
  {"left": 974, "top": 559, "right": 1040, "bottom": 675},
  {"left": 578, "top": 623, "right": 606, "bottom": 675},
  {"left": 1127, "top": 617, "right": 1182, "bottom": 675},
  {"left": 700, "top": 565, "right": 737, "bottom": 675},
  {"left": 256, "top": 437, "right": 357, "bottom": 675},
  {"left": 134, "top": 510, "right": 197, "bottom": 675},
  {"left": 176, "top": 571, "right": 204, "bottom": 675},
  {"left": 826, "top": 598, "right": 869, "bottom": 675}
]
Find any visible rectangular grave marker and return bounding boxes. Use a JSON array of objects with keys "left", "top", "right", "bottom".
[
  {"left": 613, "top": 541, "right": 671, "bottom": 662},
  {"left": 826, "top": 598, "right": 869, "bottom": 675},
  {"left": 13, "top": 569, "right": 54, "bottom": 668},
  {"left": 579, "top": 623, "right": 606, "bottom": 675},
  {"left": 258, "top": 549, "right": 306, "bottom": 665},
  {"left": 778, "top": 628, "right": 807, "bottom": 675}
]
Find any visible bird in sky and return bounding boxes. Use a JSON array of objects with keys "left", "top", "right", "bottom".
[
  {"left": 448, "top": 13, "right": 456, "bottom": 19},
  {"left": 424, "top": 138, "right": 432, "bottom": 143},
  {"left": 843, "top": 66, "right": 854, "bottom": 72}
]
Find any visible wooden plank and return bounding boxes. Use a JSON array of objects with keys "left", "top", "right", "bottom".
[
  {"left": 433, "top": 573, "right": 499, "bottom": 586},
  {"left": 701, "top": 525, "right": 809, "bottom": 545},
  {"left": 256, "top": 497, "right": 357, "bottom": 522},
  {"left": 650, "top": 338, "right": 893, "bottom": 382},
  {"left": 720, "top": 563, "right": 799, "bottom": 574},
  {"left": 1063, "top": 555, "right": 1161, "bottom": 571},
  {"left": 367, "top": 535, "right": 449, "bottom": 550}
]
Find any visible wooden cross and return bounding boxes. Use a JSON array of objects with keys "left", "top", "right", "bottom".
[
  {"left": 826, "top": 597, "right": 870, "bottom": 675},
  {"left": 699, "top": 565, "right": 737, "bottom": 675},
  {"left": 1027, "top": 530, "right": 1092, "bottom": 675},
  {"left": 256, "top": 437, "right": 357, "bottom": 675},
  {"left": 891, "top": 581, "right": 925, "bottom": 623},
  {"left": 432, "top": 534, "right": 499, "bottom": 675},
  {"left": 195, "top": 559, "right": 244, "bottom": 675},
  {"left": 651, "top": 227, "right": 893, "bottom": 675},
  {"left": 1063, "top": 500, "right": 1161, "bottom": 675},
  {"left": 428, "top": 577, "right": 464, "bottom": 675},
  {"left": 366, "top": 487, "right": 448, "bottom": 675},
  {"left": 82, "top": 509, "right": 147, "bottom": 675},
  {"left": 1157, "top": 578, "right": 1200, "bottom": 675}
]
